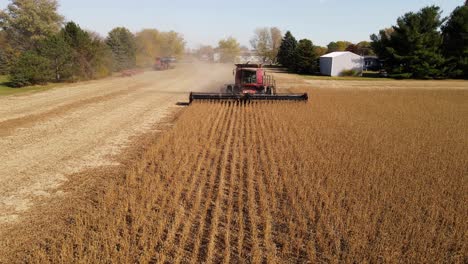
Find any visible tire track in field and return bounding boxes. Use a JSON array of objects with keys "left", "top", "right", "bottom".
[
  {"left": 246, "top": 103, "right": 263, "bottom": 262},
  {"left": 170, "top": 104, "right": 228, "bottom": 263},
  {"left": 195, "top": 102, "right": 235, "bottom": 263},
  {"left": 203, "top": 102, "right": 237, "bottom": 263},
  {"left": 256, "top": 102, "right": 280, "bottom": 263},
  {"left": 0, "top": 81, "right": 156, "bottom": 137},
  {"left": 267, "top": 102, "right": 323, "bottom": 261},
  {"left": 220, "top": 101, "right": 245, "bottom": 264},
  {"left": 236, "top": 103, "right": 249, "bottom": 261},
  {"left": 260, "top": 103, "right": 297, "bottom": 259},
  {"left": 173, "top": 104, "right": 229, "bottom": 263},
  {"left": 150, "top": 104, "right": 225, "bottom": 262},
  {"left": 186, "top": 102, "right": 231, "bottom": 262},
  {"left": 156, "top": 103, "right": 225, "bottom": 263}
]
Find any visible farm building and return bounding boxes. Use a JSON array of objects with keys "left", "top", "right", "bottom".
[{"left": 320, "top": 51, "right": 364, "bottom": 76}]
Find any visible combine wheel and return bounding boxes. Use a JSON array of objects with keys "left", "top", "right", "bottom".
[
  {"left": 226, "top": 85, "right": 233, "bottom": 93},
  {"left": 266, "top": 87, "right": 272, "bottom": 95}
]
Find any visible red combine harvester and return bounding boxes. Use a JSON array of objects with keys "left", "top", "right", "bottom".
[{"left": 190, "top": 64, "right": 308, "bottom": 103}]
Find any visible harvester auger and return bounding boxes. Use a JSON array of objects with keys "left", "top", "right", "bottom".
[{"left": 189, "top": 64, "right": 308, "bottom": 103}]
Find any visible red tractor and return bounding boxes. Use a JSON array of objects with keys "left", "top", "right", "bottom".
[
  {"left": 225, "top": 64, "right": 276, "bottom": 94},
  {"left": 154, "top": 57, "right": 171, "bottom": 71}
]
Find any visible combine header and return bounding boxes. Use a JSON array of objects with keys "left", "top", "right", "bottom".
[{"left": 189, "top": 64, "right": 308, "bottom": 103}]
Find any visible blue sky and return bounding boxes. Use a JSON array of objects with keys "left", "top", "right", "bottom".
[{"left": 0, "top": 0, "right": 463, "bottom": 48}]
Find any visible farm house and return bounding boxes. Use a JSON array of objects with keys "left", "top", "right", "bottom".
[{"left": 320, "top": 51, "right": 364, "bottom": 76}]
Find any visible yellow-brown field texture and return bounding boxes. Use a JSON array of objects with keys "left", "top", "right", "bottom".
[{"left": 2, "top": 89, "right": 467, "bottom": 263}]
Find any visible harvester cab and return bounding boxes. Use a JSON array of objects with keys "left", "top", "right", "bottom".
[
  {"left": 227, "top": 64, "right": 276, "bottom": 95},
  {"left": 189, "top": 64, "right": 308, "bottom": 103}
]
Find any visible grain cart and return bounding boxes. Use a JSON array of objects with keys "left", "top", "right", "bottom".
[
  {"left": 189, "top": 64, "right": 308, "bottom": 103},
  {"left": 154, "top": 57, "right": 171, "bottom": 71}
]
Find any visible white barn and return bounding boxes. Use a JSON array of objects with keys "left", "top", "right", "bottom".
[{"left": 320, "top": 51, "right": 364, "bottom": 76}]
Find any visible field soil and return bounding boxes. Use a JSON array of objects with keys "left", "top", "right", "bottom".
[{"left": 0, "top": 63, "right": 231, "bottom": 225}]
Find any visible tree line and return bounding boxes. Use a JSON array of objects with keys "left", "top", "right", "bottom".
[
  {"left": 193, "top": 28, "right": 374, "bottom": 75},
  {"left": 275, "top": 32, "right": 374, "bottom": 74},
  {"left": 0, "top": 0, "right": 185, "bottom": 87},
  {"left": 372, "top": 4, "right": 467, "bottom": 79},
  {"left": 276, "top": 3, "right": 467, "bottom": 78},
  {"left": 270, "top": 3, "right": 467, "bottom": 79}
]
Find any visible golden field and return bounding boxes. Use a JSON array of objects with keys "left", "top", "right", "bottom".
[{"left": 1, "top": 87, "right": 467, "bottom": 263}]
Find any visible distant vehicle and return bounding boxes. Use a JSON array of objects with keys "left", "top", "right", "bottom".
[
  {"left": 379, "top": 69, "right": 388, "bottom": 77},
  {"left": 154, "top": 57, "right": 174, "bottom": 71}
]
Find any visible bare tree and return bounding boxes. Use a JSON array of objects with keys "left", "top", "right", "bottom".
[
  {"left": 250, "top": 27, "right": 282, "bottom": 64},
  {"left": 270, "top": 27, "right": 282, "bottom": 64},
  {"left": 217, "top": 37, "right": 240, "bottom": 63},
  {"left": 250, "top": 27, "right": 271, "bottom": 63}
]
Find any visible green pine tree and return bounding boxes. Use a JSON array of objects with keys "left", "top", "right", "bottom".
[
  {"left": 442, "top": 5, "right": 468, "bottom": 78},
  {"left": 9, "top": 51, "right": 53, "bottom": 87},
  {"left": 37, "top": 34, "right": 74, "bottom": 81},
  {"left": 106, "top": 27, "right": 136, "bottom": 71},
  {"left": 371, "top": 6, "right": 445, "bottom": 78},
  {"left": 292, "top": 39, "right": 318, "bottom": 74},
  {"left": 277, "top": 31, "right": 297, "bottom": 69}
]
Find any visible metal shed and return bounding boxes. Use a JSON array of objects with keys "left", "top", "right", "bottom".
[{"left": 320, "top": 51, "right": 364, "bottom": 76}]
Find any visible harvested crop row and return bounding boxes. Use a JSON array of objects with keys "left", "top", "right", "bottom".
[{"left": 1, "top": 89, "right": 467, "bottom": 263}]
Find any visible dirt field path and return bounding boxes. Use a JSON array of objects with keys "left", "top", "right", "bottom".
[{"left": 0, "top": 63, "right": 231, "bottom": 224}]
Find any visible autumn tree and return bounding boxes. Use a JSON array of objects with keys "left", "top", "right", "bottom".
[
  {"left": 159, "top": 31, "right": 185, "bottom": 58},
  {"left": 345, "top": 44, "right": 358, "bottom": 54},
  {"left": 356, "top": 41, "right": 375, "bottom": 55},
  {"left": 344, "top": 41, "right": 374, "bottom": 55},
  {"left": 134, "top": 29, "right": 185, "bottom": 67},
  {"left": 87, "top": 32, "right": 113, "bottom": 78},
  {"left": 217, "top": 37, "right": 240, "bottom": 63},
  {"left": 313, "top": 46, "right": 328, "bottom": 57},
  {"left": 250, "top": 27, "right": 282, "bottom": 63},
  {"left": 0, "top": 0, "right": 63, "bottom": 50},
  {"left": 135, "top": 29, "right": 161, "bottom": 67},
  {"left": 327, "top": 41, "right": 351, "bottom": 52}
]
